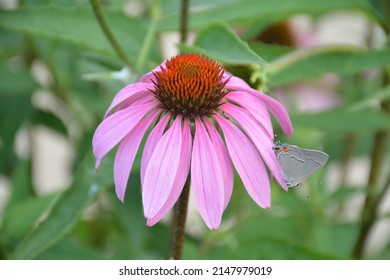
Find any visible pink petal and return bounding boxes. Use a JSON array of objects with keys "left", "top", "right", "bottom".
[
  {"left": 225, "top": 81, "right": 293, "bottom": 137},
  {"left": 114, "top": 111, "right": 159, "bottom": 202},
  {"left": 223, "top": 73, "right": 250, "bottom": 88},
  {"left": 225, "top": 91, "right": 273, "bottom": 138},
  {"left": 191, "top": 118, "right": 225, "bottom": 230},
  {"left": 215, "top": 115, "right": 271, "bottom": 208},
  {"left": 143, "top": 117, "right": 183, "bottom": 219},
  {"left": 93, "top": 102, "right": 157, "bottom": 170},
  {"left": 221, "top": 103, "right": 287, "bottom": 190},
  {"left": 258, "top": 92, "right": 293, "bottom": 137},
  {"left": 147, "top": 118, "right": 192, "bottom": 226},
  {"left": 204, "top": 118, "right": 234, "bottom": 209},
  {"left": 113, "top": 95, "right": 154, "bottom": 116},
  {"left": 141, "top": 114, "right": 171, "bottom": 185},
  {"left": 104, "top": 83, "right": 153, "bottom": 118}
]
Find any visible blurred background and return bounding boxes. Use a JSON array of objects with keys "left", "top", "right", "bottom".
[{"left": 1, "top": 0, "right": 390, "bottom": 259}]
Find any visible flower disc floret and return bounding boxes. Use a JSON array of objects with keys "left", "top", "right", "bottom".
[{"left": 151, "top": 53, "right": 228, "bottom": 118}]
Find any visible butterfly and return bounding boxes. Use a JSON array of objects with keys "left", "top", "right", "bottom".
[{"left": 273, "top": 142, "right": 329, "bottom": 187}]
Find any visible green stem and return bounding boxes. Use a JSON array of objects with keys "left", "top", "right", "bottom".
[
  {"left": 90, "top": 0, "right": 135, "bottom": 72},
  {"left": 351, "top": 3, "right": 390, "bottom": 257},
  {"left": 336, "top": 133, "right": 357, "bottom": 213},
  {"left": 384, "top": 0, "right": 390, "bottom": 34},
  {"left": 170, "top": 177, "right": 191, "bottom": 260},
  {"left": 136, "top": 1, "right": 161, "bottom": 72},
  {"left": 169, "top": 0, "right": 191, "bottom": 260},
  {"left": 351, "top": 96, "right": 390, "bottom": 259},
  {"left": 267, "top": 45, "right": 364, "bottom": 75},
  {"left": 351, "top": 141, "right": 390, "bottom": 260},
  {"left": 179, "top": 0, "right": 190, "bottom": 44}
]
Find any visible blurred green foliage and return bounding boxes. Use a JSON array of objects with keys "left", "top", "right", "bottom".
[{"left": 0, "top": 0, "right": 389, "bottom": 260}]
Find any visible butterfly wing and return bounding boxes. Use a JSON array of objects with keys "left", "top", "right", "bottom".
[{"left": 276, "top": 145, "right": 329, "bottom": 187}]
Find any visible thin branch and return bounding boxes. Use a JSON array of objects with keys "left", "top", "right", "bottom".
[
  {"left": 179, "top": 0, "right": 190, "bottom": 44},
  {"left": 136, "top": 1, "right": 161, "bottom": 72},
  {"left": 351, "top": 98, "right": 390, "bottom": 259},
  {"left": 90, "top": 0, "right": 135, "bottom": 71}
]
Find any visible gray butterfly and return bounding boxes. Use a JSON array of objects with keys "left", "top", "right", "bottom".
[{"left": 273, "top": 142, "right": 329, "bottom": 187}]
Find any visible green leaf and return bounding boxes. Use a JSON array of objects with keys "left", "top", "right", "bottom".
[
  {"left": 250, "top": 42, "right": 294, "bottom": 62},
  {"left": 202, "top": 212, "right": 336, "bottom": 259},
  {"left": 35, "top": 238, "right": 105, "bottom": 260},
  {"left": 291, "top": 109, "right": 390, "bottom": 133},
  {"left": 0, "top": 61, "right": 36, "bottom": 174},
  {"left": 32, "top": 109, "right": 68, "bottom": 136},
  {"left": 326, "top": 187, "right": 365, "bottom": 205},
  {"left": 21, "top": 0, "right": 88, "bottom": 7},
  {"left": 375, "top": 237, "right": 390, "bottom": 259},
  {"left": 368, "top": 0, "right": 388, "bottom": 31},
  {"left": 7, "top": 151, "right": 114, "bottom": 260},
  {"left": 0, "top": 95, "right": 33, "bottom": 174},
  {"left": 1, "top": 194, "right": 58, "bottom": 252},
  {"left": 0, "top": 63, "right": 37, "bottom": 96},
  {"left": 348, "top": 86, "right": 390, "bottom": 112},
  {"left": 212, "top": 238, "right": 335, "bottom": 259},
  {"left": 103, "top": 149, "right": 170, "bottom": 259},
  {"left": 159, "top": 0, "right": 373, "bottom": 31},
  {"left": 181, "top": 23, "right": 267, "bottom": 65},
  {"left": 7, "top": 160, "right": 34, "bottom": 208},
  {"left": 0, "top": 6, "right": 161, "bottom": 65},
  {"left": 313, "top": 222, "right": 359, "bottom": 258},
  {"left": 268, "top": 46, "right": 390, "bottom": 86}
]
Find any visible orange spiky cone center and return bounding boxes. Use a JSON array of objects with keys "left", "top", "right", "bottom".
[{"left": 151, "top": 54, "right": 228, "bottom": 118}]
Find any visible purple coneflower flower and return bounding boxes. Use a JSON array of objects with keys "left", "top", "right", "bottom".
[{"left": 92, "top": 53, "right": 292, "bottom": 229}]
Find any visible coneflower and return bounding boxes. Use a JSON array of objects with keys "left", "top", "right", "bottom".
[{"left": 92, "top": 53, "right": 292, "bottom": 229}]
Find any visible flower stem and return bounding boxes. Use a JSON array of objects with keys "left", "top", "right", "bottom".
[
  {"left": 179, "top": 0, "right": 190, "bottom": 44},
  {"left": 136, "top": 0, "right": 161, "bottom": 72},
  {"left": 384, "top": 0, "right": 390, "bottom": 34},
  {"left": 336, "top": 133, "right": 357, "bottom": 213},
  {"left": 351, "top": 5, "right": 390, "bottom": 258},
  {"left": 351, "top": 120, "right": 389, "bottom": 259},
  {"left": 169, "top": 0, "right": 191, "bottom": 260},
  {"left": 90, "top": 0, "right": 135, "bottom": 72},
  {"left": 171, "top": 177, "right": 191, "bottom": 260},
  {"left": 351, "top": 95, "right": 390, "bottom": 259}
]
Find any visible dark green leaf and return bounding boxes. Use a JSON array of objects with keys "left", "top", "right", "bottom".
[
  {"left": 0, "top": 95, "right": 33, "bottom": 174},
  {"left": 182, "top": 23, "right": 267, "bottom": 65},
  {"left": 7, "top": 151, "right": 113, "bottom": 259},
  {"left": 0, "top": 63, "right": 37, "bottom": 96},
  {"left": 313, "top": 222, "right": 359, "bottom": 258},
  {"left": 7, "top": 160, "right": 34, "bottom": 208},
  {"left": 32, "top": 109, "right": 68, "bottom": 136},
  {"left": 250, "top": 42, "right": 294, "bottom": 62},
  {"left": 1, "top": 194, "right": 58, "bottom": 254},
  {"left": 202, "top": 214, "right": 336, "bottom": 259},
  {"left": 21, "top": 0, "right": 90, "bottom": 7},
  {"left": 108, "top": 169, "right": 171, "bottom": 259},
  {"left": 348, "top": 86, "right": 390, "bottom": 112},
  {"left": 0, "top": 61, "right": 36, "bottom": 174},
  {"left": 291, "top": 109, "right": 390, "bottom": 133},
  {"left": 326, "top": 187, "right": 366, "bottom": 205},
  {"left": 0, "top": 6, "right": 161, "bottom": 65},
  {"left": 35, "top": 238, "right": 105, "bottom": 260},
  {"left": 159, "top": 0, "right": 373, "bottom": 31},
  {"left": 368, "top": 0, "right": 388, "bottom": 31},
  {"left": 268, "top": 46, "right": 390, "bottom": 86}
]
